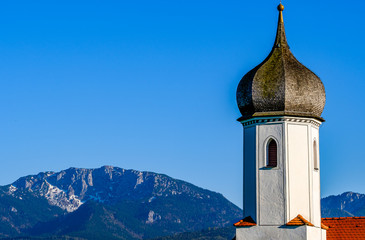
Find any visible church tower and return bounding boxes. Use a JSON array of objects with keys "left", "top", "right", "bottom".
[{"left": 234, "top": 4, "right": 327, "bottom": 240}]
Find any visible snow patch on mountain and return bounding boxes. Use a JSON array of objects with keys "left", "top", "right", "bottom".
[{"left": 87, "top": 193, "right": 105, "bottom": 203}]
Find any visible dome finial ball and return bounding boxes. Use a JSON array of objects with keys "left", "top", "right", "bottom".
[{"left": 277, "top": 3, "right": 284, "bottom": 11}]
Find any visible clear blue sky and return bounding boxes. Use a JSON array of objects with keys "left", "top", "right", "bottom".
[{"left": 0, "top": 0, "right": 364, "bottom": 208}]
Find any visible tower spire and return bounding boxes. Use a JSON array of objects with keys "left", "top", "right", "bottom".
[
  {"left": 236, "top": 2, "right": 325, "bottom": 122},
  {"left": 274, "top": 3, "right": 287, "bottom": 48},
  {"left": 278, "top": 3, "right": 284, "bottom": 23}
]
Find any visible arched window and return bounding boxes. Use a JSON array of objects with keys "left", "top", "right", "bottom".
[
  {"left": 267, "top": 139, "right": 277, "bottom": 168},
  {"left": 313, "top": 141, "right": 319, "bottom": 170}
]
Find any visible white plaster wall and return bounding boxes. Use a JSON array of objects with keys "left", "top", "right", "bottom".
[
  {"left": 258, "top": 123, "right": 285, "bottom": 225},
  {"left": 307, "top": 226, "right": 325, "bottom": 240},
  {"left": 240, "top": 117, "right": 323, "bottom": 233},
  {"left": 236, "top": 226, "right": 306, "bottom": 240},
  {"left": 311, "top": 126, "right": 321, "bottom": 227},
  {"left": 287, "top": 124, "right": 310, "bottom": 221},
  {"left": 243, "top": 126, "right": 257, "bottom": 221},
  {"left": 236, "top": 226, "right": 325, "bottom": 240},
  {"left": 321, "top": 229, "right": 327, "bottom": 239}
]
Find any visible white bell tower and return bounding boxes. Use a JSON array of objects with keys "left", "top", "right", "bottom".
[{"left": 234, "top": 4, "right": 327, "bottom": 240}]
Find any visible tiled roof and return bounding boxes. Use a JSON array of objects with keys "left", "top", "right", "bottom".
[
  {"left": 286, "top": 214, "right": 314, "bottom": 226},
  {"left": 234, "top": 216, "right": 256, "bottom": 227},
  {"left": 322, "top": 217, "right": 365, "bottom": 240}
]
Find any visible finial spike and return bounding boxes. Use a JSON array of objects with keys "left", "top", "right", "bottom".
[{"left": 277, "top": 3, "right": 284, "bottom": 23}]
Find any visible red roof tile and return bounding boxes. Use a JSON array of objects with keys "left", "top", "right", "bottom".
[
  {"left": 234, "top": 216, "right": 256, "bottom": 227},
  {"left": 287, "top": 214, "right": 314, "bottom": 227},
  {"left": 321, "top": 222, "right": 329, "bottom": 230},
  {"left": 322, "top": 217, "right": 365, "bottom": 240}
]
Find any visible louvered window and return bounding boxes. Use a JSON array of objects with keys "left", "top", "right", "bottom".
[
  {"left": 267, "top": 140, "right": 277, "bottom": 168},
  {"left": 313, "top": 141, "right": 319, "bottom": 170}
]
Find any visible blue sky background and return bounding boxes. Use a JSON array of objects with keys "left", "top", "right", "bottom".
[{"left": 0, "top": 0, "right": 364, "bottom": 207}]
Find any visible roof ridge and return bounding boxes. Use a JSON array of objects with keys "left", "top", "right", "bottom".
[
  {"left": 287, "top": 214, "right": 314, "bottom": 227},
  {"left": 321, "top": 223, "right": 329, "bottom": 230},
  {"left": 322, "top": 216, "right": 365, "bottom": 220}
]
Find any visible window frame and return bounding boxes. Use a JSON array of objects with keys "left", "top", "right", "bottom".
[{"left": 266, "top": 138, "right": 278, "bottom": 168}]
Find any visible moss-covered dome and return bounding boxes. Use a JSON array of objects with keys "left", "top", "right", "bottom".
[{"left": 236, "top": 4, "right": 326, "bottom": 121}]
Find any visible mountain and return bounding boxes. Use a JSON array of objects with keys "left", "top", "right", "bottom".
[
  {"left": 0, "top": 186, "right": 64, "bottom": 238},
  {"left": 321, "top": 192, "right": 365, "bottom": 218},
  {"left": 1, "top": 166, "right": 364, "bottom": 240},
  {"left": 0, "top": 166, "right": 242, "bottom": 239}
]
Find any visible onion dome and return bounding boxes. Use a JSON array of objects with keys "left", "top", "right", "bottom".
[{"left": 236, "top": 4, "right": 326, "bottom": 121}]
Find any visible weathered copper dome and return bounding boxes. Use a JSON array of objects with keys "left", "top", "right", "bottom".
[{"left": 236, "top": 4, "right": 326, "bottom": 121}]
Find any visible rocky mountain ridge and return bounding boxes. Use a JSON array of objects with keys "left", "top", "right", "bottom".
[
  {"left": 321, "top": 191, "right": 365, "bottom": 218},
  {"left": 0, "top": 166, "right": 242, "bottom": 239},
  {"left": 9, "top": 166, "right": 222, "bottom": 213}
]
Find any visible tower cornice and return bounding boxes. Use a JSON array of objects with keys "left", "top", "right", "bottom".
[{"left": 238, "top": 116, "right": 322, "bottom": 128}]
